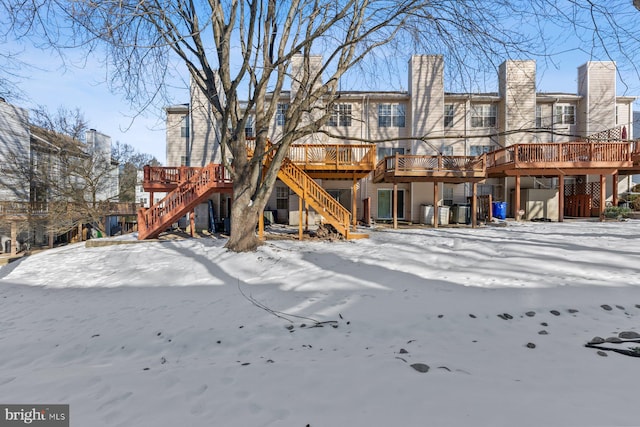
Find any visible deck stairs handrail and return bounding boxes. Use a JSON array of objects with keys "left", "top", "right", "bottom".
[
  {"left": 274, "top": 157, "right": 353, "bottom": 238},
  {"left": 137, "top": 163, "right": 231, "bottom": 240}
]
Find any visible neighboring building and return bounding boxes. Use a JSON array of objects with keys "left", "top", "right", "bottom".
[
  {"left": 0, "top": 98, "right": 121, "bottom": 252},
  {"left": 165, "top": 56, "right": 636, "bottom": 228}
]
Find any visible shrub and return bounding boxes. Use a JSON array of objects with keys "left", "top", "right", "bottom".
[{"left": 604, "top": 206, "right": 632, "bottom": 219}]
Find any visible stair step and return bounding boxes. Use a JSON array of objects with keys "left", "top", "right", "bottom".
[{"left": 347, "top": 233, "right": 369, "bottom": 240}]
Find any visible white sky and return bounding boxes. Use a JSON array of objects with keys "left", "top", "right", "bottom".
[{"left": 1, "top": 220, "right": 640, "bottom": 426}]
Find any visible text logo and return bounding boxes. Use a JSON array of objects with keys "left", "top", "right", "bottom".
[{"left": 0, "top": 405, "right": 68, "bottom": 427}]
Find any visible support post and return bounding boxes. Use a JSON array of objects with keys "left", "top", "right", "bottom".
[
  {"left": 433, "top": 182, "right": 439, "bottom": 229},
  {"left": 558, "top": 175, "right": 565, "bottom": 222},
  {"left": 514, "top": 175, "right": 521, "bottom": 221},
  {"left": 48, "top": 229, "right": 54, "bottom": 249},
  {"left": 189, "top": 210, "right": 195, "bottom": 237},
  {"left": 600, "top": 174, "right": 606, "bottom": 221},
  {"left": 10, "top": 221, "right": 17, "bottom": 256},
  {"left": 78, "top": 223, "right": 83, "bottom": 242},
  {"left": 298, "top": 196, "right": 303, "bottom": 240},
  {"left": 258, "top": 210, "right": 264, "bottom": 241},
  {"left": 612, "top": 173, "right": 619, "bottom": 207},
  {"left": 393, "top": 182, "right": 398, "bottom": 229},
  {"left": 305, "top": 202, "right": 309, "bottom": 232},
  {"left": 352, "top": 178, "right": 358, "bottom": 228},
  {"left": 471, "top": 182, "right": 478, "bottom": 228}
]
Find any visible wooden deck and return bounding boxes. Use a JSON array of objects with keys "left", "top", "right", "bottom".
[
  {"left": 286, "top": 143, "right": 376, "bottom": 179},
  {"left": 486, "top": 142, "right": 635, "bottom": 176},
  {"left": 142, "top": 165, "right": 209, "bottom": 192},
  {"left": 0, "top": 201, "right": 140, "bottom": 219},
  {"left": 372, "top": 154, "right": 487, "bottom": 183}
]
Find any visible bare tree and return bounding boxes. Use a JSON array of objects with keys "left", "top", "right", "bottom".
[
  {"left": 2, "top": 0, "right": 639, "bottom": 250},
  {"left": 112, "top": 141, "right": 160, "bottom": 202}
]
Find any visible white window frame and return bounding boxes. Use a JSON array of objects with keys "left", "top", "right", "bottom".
[
  {"left": 444, "top": 104, "right": 455, "bottom": 128},
  {"left": 470, "top": 145, "right": 493, "bottom": 156},
  {"left": 276, "top": 103, "right": 289, "bottom": 126},
  {"left": 378, "top": 104, "right": 406, "bottom": 128},
  {"left": 328, "top": 103, "right": 352, "bottom": 127},
  {"left": 554, "top": 104, "right": 575, "bottom": 125},
  {"left": 377, "top": 147, "right": 405, "bottom": 161},
  {"left": 244, "top": 116, "right": 254, "bottom": 137},
  {"left": 471, "top": 104, "right": 497, "bottom": 128}
]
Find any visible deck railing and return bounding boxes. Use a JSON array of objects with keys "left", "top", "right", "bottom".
[
  {"left": 143, "top": 165, "right": 205, "bottom": 187},
  {"left": 287, "top": 144, "right": 376, "bottom": 169},
  {"left": 374, "top": 154, "right": 486, "bottom": 180},
  {"left": 486, "top": 142, "right": 633, "bottom": 168},
  {"left": 0, "top": 201, "right": 140, "bottom": 217}
]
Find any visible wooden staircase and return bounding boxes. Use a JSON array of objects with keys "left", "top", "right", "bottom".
[
  {"left": 137, "top": 153, "right": 368, "bottom": 240},
  {"left": 137, "top": 163, "right": 232, "bottom": 240},
  {"left": 276, "top": 157, "right": 368, "bottom": 239}
]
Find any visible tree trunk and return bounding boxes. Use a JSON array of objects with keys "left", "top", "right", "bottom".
[{"left": 225, "top": 180, "right": 264, "bottom": 252}]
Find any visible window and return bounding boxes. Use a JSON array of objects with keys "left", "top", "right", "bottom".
[
  {"left": 378, "top": 104, "right": 406, "bottom": 128},
  {"left": 328, "top": 104, "right": 353, "bottom": 127},
  {"left": 535, "top": 105, "right": 541, "bottom": 128},
  {"left": 443, "top": 184, "right": 454, "bottom": 207},
  {"left": 470, "top": 145, "right": 492, "bottom": 156},
  {"left": 180, "top": 155, "right": 190, "bottom": 166},
  {"left": 276, "top": 103, "right": 289, "bottom": 126},
  {"left": 377, "top": 147, "right": 405, "bottom": 161},
  {"left": 440, "top": 145, "right": 454, "bottom": 156},
  {"left": 471, "top": 104, "right": 497, "bottom": 128},
  {"left": 616, "top": 105, "right": 619, "bottom": 125},
  {"left": 276, "top": 186, "right": 288, "bottom": 210},
  {"left": 140, "top": 197, "right": 147, "bottom": 205},
  {"left": 244, "top": 116, "right": 254, "bottom": 137},
  {"left": 444, "top": 104, "right": 455, "bottom": 128},
  {"left": 554, "top": 105, "right": 575, "bottom": 125},
  {"left": 180, "top": 115, "right": 189, "bottom": 138},
  {"left": 327, "top": 189, "right": 352, "bottom": 210}
]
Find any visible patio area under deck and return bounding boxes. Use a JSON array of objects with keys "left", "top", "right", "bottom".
[
  {"left": 373, "top": 154, "right": 488, "bottom": 229},
  {"left": 486, "top": 141, "right": 638, "bottom": 221}
]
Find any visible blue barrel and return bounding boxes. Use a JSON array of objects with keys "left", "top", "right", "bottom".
[{"left": 492, "top": 201, "right": 507, "bottom": 219}]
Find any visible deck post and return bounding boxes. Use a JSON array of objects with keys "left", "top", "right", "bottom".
[
  {"left": 78, "top": 222, "right": 83, "bottom": 242},
  {"left": 433, "top": 182, "right": 439, "bottom": 229},
  {"left": 352, "top": 178, "right": 357, "bottom": 228},
  {"left": 189, "top": 210, "right": 195, "bottom": 237},
  {"left": 471, "top": 182, "right": 478, "bottom": 228},
  {"left": 558, "top": 175, "right": 565, "bottom": 222},
  {"left": 10, "top": 221, "right": 17, "bottom": 256},
  {"left": 150, "top": 191, "right": 154, "bottom": 207},
  {"left": 48, "top": 229, "right": 54, "bottom": 248},
  {"left": 612, "top": 173, "right": 619, "bottom": 206},
  {"left": 298, "top": 195, "right": 303, "bottom": 240},
  {"left": 514, "top": 175, "right": 521, "bottom": 221},
  {"left": 393, "top": 182, "right": 398, "bottom": 229},
  {"left": 258, "top": 210, "right": 264, "bottom": 241},
  {"left": 599, "top": 174, "right": 606, "bottom": 221},
  {"left": 305, "top": 201, "right": 309, "bottom": 232}
]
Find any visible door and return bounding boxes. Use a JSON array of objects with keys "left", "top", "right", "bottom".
[{"left": 377, "top": 189, "right": 404, "bottom": 220}]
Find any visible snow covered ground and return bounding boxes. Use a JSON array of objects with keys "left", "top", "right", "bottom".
[{"left": 1, "top": 220, "right": 640, "bottom": 426}]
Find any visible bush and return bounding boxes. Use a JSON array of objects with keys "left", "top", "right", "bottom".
[{"left": 604, "top": 206, "right": 633, "bottom": 219}]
